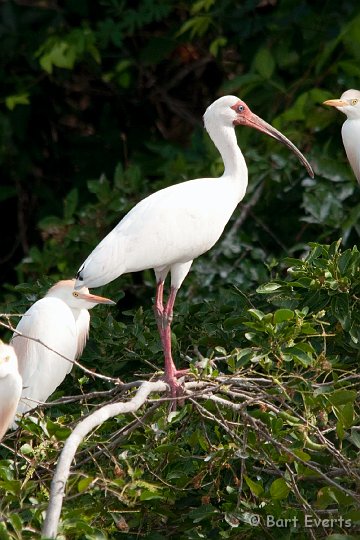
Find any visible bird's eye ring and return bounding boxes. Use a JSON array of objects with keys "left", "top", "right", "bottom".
[
  {"left": 4, "top": 356, "right": 10, "bottom": 362},
  {"left": 237, "top": 105, "right": 245, "bottom": 113},
  {"left": 72, "top": 291, "right": 79, "bottom": 297},
  {"left": 351, "top": 99, "right": 358, "bottom": 105}
]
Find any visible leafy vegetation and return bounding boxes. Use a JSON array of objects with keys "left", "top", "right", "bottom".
[{"left": 0, "top": 0, "right": 359, "bottom": 538}]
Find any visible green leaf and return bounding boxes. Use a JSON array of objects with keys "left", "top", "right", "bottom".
[
  {"left": 283, "top": 345, "right": 313, "bottom": 366},
  {"left": 140, "top": 489, "right": 165, "bottom": 501},
  {"left": 209, "top": 36, "right": 227, "bottom": 56},
  {"left": 315, "top": 486, "right": 353, "bottom": 509},
  {"left": 39, "top": 41, "right": 75, "bottom": 73},
  {"left": 37, "top": 215, "right": 64, "bottom": 231},
  {"left": 191, "top": 0, "right": 216, "bottom": 14},
  {"left": 177, "top": 15, "right": 212, "bottom": 38},
  {"left": 244, "top": 475, "right": 264, "bottom": 496},
  {"left": 333, "top": 403, "right": 354, "bottom": 430},
  {"left": 331, "top": 295, "right": 350, "bottom": 329},
  {"left": 8, "top": 513, "right": 23, "bottom": 533},
  {"left": 336, "top": 420, "right": 345, "bottom": 440},
  {"left": 37, "top": 26, "right": 99, "bottom": 73},
  {"left": 253, "top": 47, "right": 275, "bottom": 79},
  {"left": 5, "top": 93, "right": 30, "bottom": 110},
  {"left": 78, "top": 476, "right": 94, "bottom": 492},
  {"left": 338, "top": 248, "right": 359, "bottom": 275},
  {"left": 273, "top": 308, "right": 294, "bottom": 323},
  {"left": 292, "top": 449, "right": 311, "bottom": 461},
  {"left": 247, "top": 308, "right": 266, "bottom": 321},
  {"left": 348, "top": 428, "right": 360, "bottom": 449},
  {"left": 325, "top": 390, "right": 357, "bottom": 406},
  {"left": 223, "top": 316, "right": 243, "bottom": 329},
  {"left": 46, "top": 419, "right": 72, "bottom": 440},
  {"left": 269, "top": 478, "right": 290, "bottom": 500},
  {"left": 168, "top": 405, "right": 190, "bottom": 424},
  {"left": 20, "top": 444, "right": 34, "bottom": 456},
  {"left": 189, "top": 504, "right": 218, "bottom": 523},
  {"left": 64, "top": 188, "right": 78, "bottom": 220},
  {"left": 0, "top": 480, "right": 21, "bottom": 496},
  {"left": 256, "top": 282, "right": 282, "bottom": 293}
]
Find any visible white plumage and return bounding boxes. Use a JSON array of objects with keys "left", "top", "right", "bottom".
[
  {"left": 77, "top": 176, "right": 245, "bottom": 289},
  {"left": 0, "top": 342, "right": 22, "bottom": 441},
  {"left": 11, "top": 279, "right": 115, "bottom": 420},
  {"left": 323, "top": 89, "right": 360, "bottom": 184},
  {"left": 75, "top": 95, "right": 313, "bottom": 397}
]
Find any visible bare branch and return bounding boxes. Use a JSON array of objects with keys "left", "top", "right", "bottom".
[
  {"left": 41, "top": 380, "right": 167, "bottom": 539},
  {"left": 33, "top": 371, "right": 359, "bottom": 538}
]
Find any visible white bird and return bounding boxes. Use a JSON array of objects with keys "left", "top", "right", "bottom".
[
  {"left": 0, "top": 341, "right": 22, "bottom": 441},
  {"left": 323, "top": 89, "right": 360, "bottom": 183},
  {"left": 75, "top": 95, "right": 314, "bottom": 398},
  {"left": 11, "top": 279, "right": 115, "bottom": 420}
]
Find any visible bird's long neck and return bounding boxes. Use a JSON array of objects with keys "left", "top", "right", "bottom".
[{"left": 206, "top": 122, "right": 248, "bottom": 197}]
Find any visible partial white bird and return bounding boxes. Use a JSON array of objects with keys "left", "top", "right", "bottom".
[
  {"left": 75, "top": 95, "right": 314, "bottom": 398},
  {"left": 323, "top": 89, "right": 360, "bottom": 183},
  {"left": 11, "top": 279, "right": 115, "bottom": 420},
  {"left": 0, "top": 341, "right": 22, "bottom": 441}
]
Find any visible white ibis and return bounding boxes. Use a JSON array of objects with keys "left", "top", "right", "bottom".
[
  {"left": 0, "top": 341, "right": 22, "bottom": 441},
  {"left": 11, "top": 279, "right": 115, "bottom": 421},
  {"left": 75, "top": 95, "right": 314, "bottom": 398},
  {"left": 323, "top": 89, "right": 360, "bottom": 183}
]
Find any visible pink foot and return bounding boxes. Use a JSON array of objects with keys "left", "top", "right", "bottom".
[
  {"left": 163, "top": 368, "right": 189, "bottom": 407},
  {"left": 164, "top": 373, "right": 183, "bottom": 399}
]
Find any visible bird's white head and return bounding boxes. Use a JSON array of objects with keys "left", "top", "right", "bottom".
[
  {"left": 204, "top": 95, "right": 314, "bottom": 177},
  {"left": 0, "top": 341, "right": 19, "bottom": 379},
  {"left": 46, "top": 279, "right": 116, "bottom": 310},
  {"left": 203, "top": 95, "right": 244, "bottom": 128},
  {"left": 323, "top": 89, "right": 360, "bottom": 120}
]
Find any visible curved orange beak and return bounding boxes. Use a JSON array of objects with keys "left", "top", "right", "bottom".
[{"left": 234, "top": 111, "right": 314, "bottom": 178}]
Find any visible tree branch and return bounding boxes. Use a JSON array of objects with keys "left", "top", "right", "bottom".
[{"left": 41, "top": 380, "right": 167, "bottom": 539}]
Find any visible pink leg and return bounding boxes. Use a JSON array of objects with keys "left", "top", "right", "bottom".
[{"left": 154, "top": 282, "right": 187, "bottom": 399}]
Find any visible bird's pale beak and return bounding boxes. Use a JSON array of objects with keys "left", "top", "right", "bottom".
[
  {"left": 75, "top": 291, "right": 116, "bottom": 305},
  {"left": 235, "top": 112, "right": 314, "bottom": 178},
  {"left": 323, "top": 99, "right": 348, "bottom": 107}
]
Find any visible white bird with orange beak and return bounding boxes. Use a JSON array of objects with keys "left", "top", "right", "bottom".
[
  {"left": 323, "top": 89, "right": 360, "bottom": 184},
  {"left": 11, "top": 279, "right": 115, "bottom": 420}
]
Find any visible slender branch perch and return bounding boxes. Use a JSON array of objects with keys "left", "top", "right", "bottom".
[
  {"left": 41, "top": 380, "right": 167, "bottom": 539},
  {"left": 39, "top": 373, "right": 360, "bottom": 539}
]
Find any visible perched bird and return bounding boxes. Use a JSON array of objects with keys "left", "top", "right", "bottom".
[
  {"left": 323, "top": 89, "right": 360, "bottom": 183},
  {"left": 11, "top": 279, "right": 115, "bottom": 420},
  {"left": 75, "top": 95, "right": 314, "bottom": 398},
  {"left": 0, "top": 342, "right": 22, "bottom": 441}
]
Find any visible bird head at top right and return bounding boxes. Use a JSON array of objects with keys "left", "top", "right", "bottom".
[
  {"left": 323, "top": 89, "right": 360, "bottom": 184},
  {"left": 323, "top": 89, "right": 360, "bottom": 119}
]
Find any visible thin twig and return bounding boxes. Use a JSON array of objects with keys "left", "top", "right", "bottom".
[{"left": 41, "top": 380, "right": 167, "bottom": 539}]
